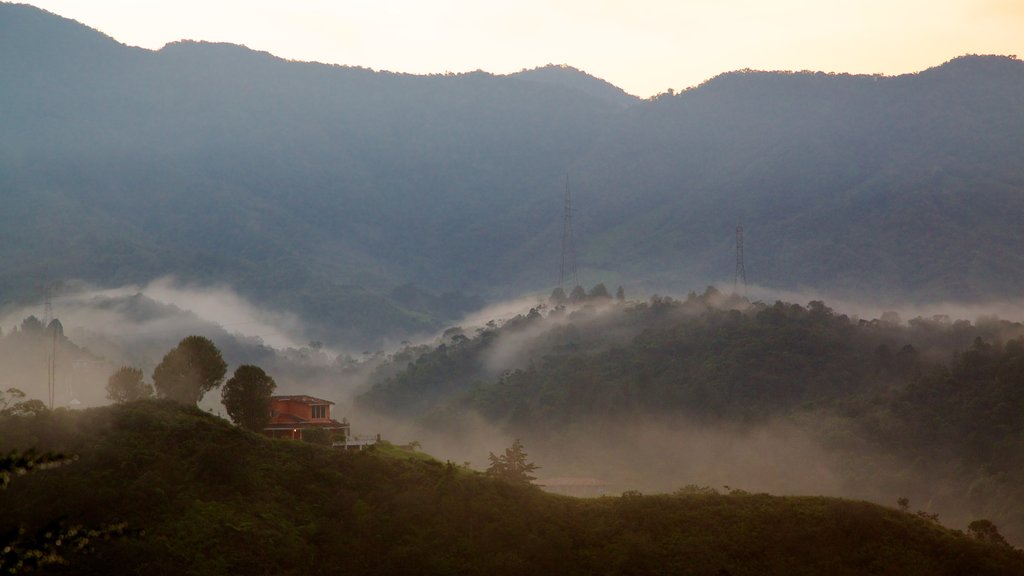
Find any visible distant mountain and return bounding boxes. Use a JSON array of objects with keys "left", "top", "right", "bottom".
[
  {"left": 509, "top": 64, "right": 641, "bottom": 108},
  {"left": 2, "top": 3, "right": 1024, "bottom": 345}
]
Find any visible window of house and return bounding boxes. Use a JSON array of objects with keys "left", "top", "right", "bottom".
[{"left": 311, "top": 405, "right": 327, "bottom": 419}]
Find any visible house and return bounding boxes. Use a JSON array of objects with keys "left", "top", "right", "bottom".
[
  {"left": 263, "top": 395, "right": 350, "bottom": 441},
  {"left": 532, "top": 477, "right": 608, "bottom": 497}
]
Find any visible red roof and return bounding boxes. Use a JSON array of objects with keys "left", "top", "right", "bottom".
[
  {"left": 271, "top": 395, "right": 335, "bottom": 405},
  {"left": 264, "top": 419, "right": 348, "bottom": 431}
]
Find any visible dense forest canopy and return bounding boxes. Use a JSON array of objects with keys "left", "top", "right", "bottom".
[{"left": 358, "top": 290, "right": 1024, "bottom": 544}]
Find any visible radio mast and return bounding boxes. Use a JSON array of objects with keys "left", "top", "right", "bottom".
[
  {"left": 734, "top": 225, "right": 747, "bottom": 296},
  {"left": 559, "top": 174, "right": 577, "bottom": 292}
]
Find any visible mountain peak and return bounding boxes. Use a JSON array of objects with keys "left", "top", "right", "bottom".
[
  {"left": 0, "top": 2, "right": 124, "bottom": 52},
  {"left": 510, "top": 64, "right": 640, "bottom": 108}
]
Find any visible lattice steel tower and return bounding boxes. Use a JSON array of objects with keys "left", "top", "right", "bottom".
[
  {"left": 559, "top": 174, "right": 578, "bottom": 292},
  {"left": 734, "top": 225, "right": 747, "bottom": 296}
]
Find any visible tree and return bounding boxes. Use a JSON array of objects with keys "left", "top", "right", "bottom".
[
  {"left": 152, "top": 336, "right": 227, "bottom": 404},
  {"left": 967, "top": 519, "right": 1010, "bottom": 547},
  {"left": 550, "top": 287, "right": 567, "bottom": 304},
  {"left": 569, "top": 285, "right": 586, "bottom": 302},
  {"left": 301, "top": 427, "right": 332, "bottom": 446},
  {"left": 589, "top": 283, "right": 611, "bottom": 299},
  {"left": 0, "top": 388, "right": 46, "bottom": 417},
  {"left": 485, "top": 439, "right": 538, "bottom": 485},
  {"left": 221, "top": 364, "right": 277, "bottom": 432},
  {"left": 615, "top": 286, "right": 625, "bottom": 301},
  {"left": 105, "top": 366, "right": 153, "bottom": 403}
]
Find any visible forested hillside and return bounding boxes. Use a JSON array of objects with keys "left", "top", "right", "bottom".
[
  {"left": 3, "top": 3, "right": 1024, "bottom": 346},
  {"left": 2, "top": 401, "right": 1022, "bottom": 575},
  {"left": 359, "top": 291, "right": 1024, "bottom": 543}
]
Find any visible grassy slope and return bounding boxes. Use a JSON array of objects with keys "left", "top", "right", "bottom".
[{"left": 1, "top": 401, "right": 1022, "bottom": 575}]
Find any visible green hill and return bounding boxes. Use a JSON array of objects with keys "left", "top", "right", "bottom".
[
  {"left": 358, "top": 292, "right": 1024, "bottom": 544},
  {"left": 1, "top": 401, "right": 1022, "bottom": 575}
]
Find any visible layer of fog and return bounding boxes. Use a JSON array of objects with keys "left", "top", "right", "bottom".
[
  {"left": 738, "top": 282, "right": 1024, "bottom": 326},
  {"left": 364, "top": 403, "right": 1000, "bottom": 539},
  {"left": 0, "top": 277, "right": 360, "bottom": 411},
  {"left": 359, "top": 285, "right": 1024, "bottom": 542}
]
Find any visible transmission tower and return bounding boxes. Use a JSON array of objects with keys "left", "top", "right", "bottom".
[
  {"left": 47, "top": 320, "right": 58, "bottom": 410},
  {"left": 43, "top": 294, "right": 53, "bottom": 326},
  {"left": 734, "top": 225, "right": 747, "bottom": 296},
  {"left": 559, "top": 174, "right": 578, "bottom": 292},
  {"left": 38, "top": 283, "right": 56, "bottom": 409}
]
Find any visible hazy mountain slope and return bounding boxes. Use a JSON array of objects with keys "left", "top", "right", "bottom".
[
  {"left": 0, "top": 4, "right": 619, "bottom": 342},
  {"left": 509, "top": 64, "right": 641, "bottom": 108},
  {"left": 575, "top": 56, "right": 1024, "bottom": 297},
  {"left": 3, "top": 3, "right": 1024, "bottom": 344},
  {"left": 2, "top": 401, "right": 1022, "bottom": 575}
]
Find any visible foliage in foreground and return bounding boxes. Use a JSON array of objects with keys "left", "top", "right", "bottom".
[
  {"left": 0, "top": 402, "right": 1022, "bottom": 575},
  {"left": 0, "top": 449, "right": 128, "bottom": 573}
]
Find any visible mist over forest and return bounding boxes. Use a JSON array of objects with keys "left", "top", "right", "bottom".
[{"left": 3, "top": 2, "right": 1024, "bottom": 573}]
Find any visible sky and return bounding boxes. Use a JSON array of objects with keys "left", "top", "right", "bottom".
[{"left": 18, "top": 0, "right": 1024, "bottom": 97}]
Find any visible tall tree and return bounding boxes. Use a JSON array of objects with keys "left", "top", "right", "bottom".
[
  {"left": 221, "top": 364, "right": 277, "bottom": 432},
  {"left": 152, "top": 336, "right": 227, "bottom": 404},
  {"left": 486, "top": 439, "right": 538, "bottom": 486},
  {"left": 0, "top": 388, "right": 46, "bottom": 417},
  {"left": 105, "top": 366, "right": 153, "bottom": 403}
]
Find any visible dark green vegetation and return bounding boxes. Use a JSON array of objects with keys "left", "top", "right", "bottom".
[
  {"left": 105, "top": 366, "right": 153, "bottom": 403},
  {"left": 1, "top": 401, "right": 1022, "bottom": 575},
  {"left": 221, "top": 364, "right": 277, "bottom": 431},
  {"left": 3, "top": 4, "right": 1024, "bottom": 344},
  {"left": 359, "top": 291, "right": 1024, "bottom": 542},
  {"left": 152, "top": 336, "right": 227, "bottom": 404},
  {"left": 486, "top": 439, "right": 539, "bottom": 485}
]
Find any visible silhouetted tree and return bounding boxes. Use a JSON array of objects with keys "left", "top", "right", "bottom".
[
  {"left": 550, "top": 287, "right": 567, "bottom": 304},
  {"left": 221, "top": 364, "right": 277, "bottom": 432},
  {"left": 152, "top": 336, "right": 227, "bottom": 404},
  {"left": 19, "top": 316, "right": 43, "bottom": 335},
  {"left": 0, "top": 388, "right": 46, "bottom": 417},
  {"left": 486, "top": 439, "right": 538, "bottom": 485},
  {"left": 569, "top": 285, "right": 586, "bottom": 302},
  {"left": 968, "top": 519, "right": 1010, "bottom": 547},
  {"left": 589, "top": 283, "right": 611, "bottom": 299},
  {"left": 105, "top": 366, "right": 153, "bottom": 403},
  {"left": 615, "top": 286, "right": 625, "bottom": 301}
]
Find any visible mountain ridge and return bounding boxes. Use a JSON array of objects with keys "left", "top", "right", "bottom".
[{"left": 2, "top": 2, "right": 1023, "bottom": 346}]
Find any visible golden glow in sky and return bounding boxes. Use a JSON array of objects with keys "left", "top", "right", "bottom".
[{"left": 19, "top": 0, "right": 1024, "bottom": 97}]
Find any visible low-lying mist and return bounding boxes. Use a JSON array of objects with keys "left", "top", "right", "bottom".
[
  {"left": 4, "top": 276, "right": 1024, "bottom": 543},
  {"left": 0, "top": 278, "right": 375, "bottom": 411},
  {"left": 356, "top": 285, "right": 1024, "bottom": 544}
]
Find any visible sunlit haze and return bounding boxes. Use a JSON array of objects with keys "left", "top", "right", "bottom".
[{"left": 19, "top": 0, "right": 1024, "bottom": 97}]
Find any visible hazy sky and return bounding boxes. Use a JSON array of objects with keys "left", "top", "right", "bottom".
[{"left": 21, "top": 0, "right": 1024, "bottom": 97}]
